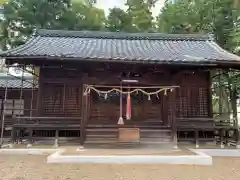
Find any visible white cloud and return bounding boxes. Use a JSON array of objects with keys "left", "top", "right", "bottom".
[
  {"left": 96, "top": 0, "right": 127, "bottom": 15},
  {"left": 96, "top": 0, "right": 165, "bottom": 17},
  {"left": 152, "top": 0, "right": 165, "bottom": 17}
]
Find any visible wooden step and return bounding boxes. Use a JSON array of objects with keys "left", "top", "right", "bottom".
[
  {"left": 85, "top": 128, "right": 173, "bottom": 144},
  {"left": 140, "top": 137, "right": 172, "bottom": 142},
  {"left": 87, "top": 134, "right": 117, "bottom": 138}
]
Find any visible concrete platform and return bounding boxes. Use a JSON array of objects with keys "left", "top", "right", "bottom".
[
  {"left": 0, "top": 148, "right": 58, "bottom": 155},
  {"left": 193, "top": 149, "right": 240, "bottom": 157},
  {"left": 4, "top": 146, "right": 240, "bottom": 166},
  {"left": 83, "top": 142, "right": 177, "bottom": 150},
  {"left": 47, "top": 148, "right": 212, "bottom": 166}
]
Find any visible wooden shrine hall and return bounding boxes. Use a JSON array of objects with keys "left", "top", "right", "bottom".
[{"left": 1, "top": 29, "right": 240, "bottom": 147}]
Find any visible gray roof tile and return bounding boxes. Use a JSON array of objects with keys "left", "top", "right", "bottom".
[
  {"left": 1, "top": 29, "right": 240, "bottom": 65},
  {"left": 0, "top": 75, "right": 35, "bottom": 89}
]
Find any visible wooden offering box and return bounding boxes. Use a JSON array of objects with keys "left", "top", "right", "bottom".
[{"left": 118, "top": 128, "right": 140, "bottom": 143}]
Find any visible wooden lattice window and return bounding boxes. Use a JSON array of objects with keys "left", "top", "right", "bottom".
[
  {"left": 42, "top": 83, "right": 81, "bottom": 116},
  {"left": 176, "top": 86, "right": 209, "bottom": 117},
  {"left": 0, "top": 99, "right": 24, "bottom": 116}
]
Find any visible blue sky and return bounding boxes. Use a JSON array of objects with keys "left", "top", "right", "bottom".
[{"left": 96, "top": 0, "right": 165, "bottom": 17}]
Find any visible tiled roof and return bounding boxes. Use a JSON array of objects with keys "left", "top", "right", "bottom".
[
  {"left": 1, "top": 29, "right": 240, "bottom": 65},
  {"left": 0, "top": 74, "right": 35, "bottom": 89}
]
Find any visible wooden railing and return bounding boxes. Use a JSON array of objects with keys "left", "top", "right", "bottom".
[{"left": 177, "top": 117, "right": 237, "bottom": 146}]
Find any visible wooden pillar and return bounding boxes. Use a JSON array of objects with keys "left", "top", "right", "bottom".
[
  {"left": 0, "top": 67, "right": 9, "bottom": 147},
  {"left": 80, "top": 84, "right": 87, "bottom": 146},
  {"left": 235, "top": 129, "right": 240, "bottom": 148},
  {"left": 195, "top": 129, "right": 199, "bottom": 148},
  {"left": 11, "top": 127, "right": 16, "bottom": 144},
  {"left": 27, "top": 128, "right": 33, "bottom": 147},
  {"left": 0, "top": 100, "right": 4, "bottom": 142},
  {"left": 54, "top": 129, "right": 59, "bottom": 148},
  {"left": 231, "top": 84, "right": 240, "bottom": 148},
  {"left": 170, "top": 89, "right": 177, "bottom": 147},
  {"left": 162, "top": 92, "right": 168, "bottom": 126},
  {"left": 220, "top": 129, "right": 224, "bottom": 148},
  {"left": 36, "top": 69, "right": 42, "bottom": 116},
  {"left": 208, "top": 71, "right": 213, "bottom": 117}
]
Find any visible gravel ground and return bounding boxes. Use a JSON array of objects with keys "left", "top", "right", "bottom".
[{"left": 1, "top": 155, "right": 240, "bottom": 180}]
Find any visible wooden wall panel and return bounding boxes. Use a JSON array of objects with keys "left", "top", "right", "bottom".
[
  {"left": 41, "top": 83, "right": 82, "bottom": 117},
  {"left": 39, "top": 67, "right": 211, "bottom": 123},
  {"left": 175, "top": 71, "right": 209, "bottom": 117}
]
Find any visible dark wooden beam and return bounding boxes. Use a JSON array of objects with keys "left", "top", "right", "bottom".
[
  {"left": 170, "top": 90, "right": 177, "bottom": 146},
  {"left": 80, "top": 84, "right": 86, "bottom": 146},
  {"left": 36, "top": 69, "right": 42, "bottom": 116},
  {"left": 208, "top": 71, "right": 213, "bottom": 117}
]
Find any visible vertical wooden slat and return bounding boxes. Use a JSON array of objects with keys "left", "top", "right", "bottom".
[
  {"left": 28, "top": 128, "right": 33, "bottom": 144},
  {"left": 36, "top": 68, "right": 42, "bottom": 116},
  {"left": 170, "top": 89, "right": 177, "bottom": 144},
  {"left": 80, "top": 84, "right": 86, "bottom": 145},
  {"left": 54, "top": 129, "right": 59, "bottom": 147},
  {"left": 195, "top": 129, "right": 199, "bottom": 148},
  {"left": 208, "top": 71, "right": 213, "bottom": 117},
  {"left": 177, "top": 71, "right": 209, "bottom": 118}
]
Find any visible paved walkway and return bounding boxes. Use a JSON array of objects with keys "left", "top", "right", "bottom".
[{"left": 194, "top": 149, "right": 240, "bottom": 157}]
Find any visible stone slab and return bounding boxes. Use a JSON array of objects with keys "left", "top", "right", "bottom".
[
  {"left": 193, "top": 149, "right": 240, "bottom": 157},
  {"left": 47, "top": 149, "right": 212, "bottom": 166}
]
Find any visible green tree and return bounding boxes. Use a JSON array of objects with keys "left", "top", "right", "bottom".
[
  {"left": 231, "top": 1, "right": 240, "bottom": 54},
  {"left": 231, "top": 17, "right": 240, "bottom": 54},
  {"left": 59, "top": 0, "right": 105, "bottom": 31},
  {"left": 212, "top": 0, "right": 234, "bottom": 50},
  {"left": 2, "top": 0, "right": 71, "bottom": 48},
  {"left": 106, "top": 8, "right": 133, "bottom": 32},
  {"left": 1, "top": 0, "right": 105, "bottom": 49},
  {"left": 71, "top": 0, "right": 96, "bottom": 7},
  {"left": 125, "top": 0, "right": 157, "bottom": 32},
  {"left": 157, "top": 0, "right": 215, "bottom": 34},
  {"left": 0, "top": 20, "right": 8, "bottom": 50},
  {"left": 157, "top": 0, "right": 235, "bottom": 49},
  {"left": 0, "top": 0, "right": 8, "bottom": 4}
]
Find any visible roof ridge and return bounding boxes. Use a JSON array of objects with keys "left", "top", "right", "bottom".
[{"left": 36, "top": 29, "right": 212, "bottom": 41}]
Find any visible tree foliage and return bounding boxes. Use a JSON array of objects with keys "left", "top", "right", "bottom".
[
  {"left": 0, "top": 0, "right": 160, "bottom": 48},
  {"left": 0, "top": 0, "right": 8, "bottom": 4},
  {"left": 59, "top": 0, "right": 105, "bottom": 31},
  {"left": 106, "top": 8, "right": 133, "bottom": 32},
  {"left": 2, "top": 0, "right": 71, "bottom": 48},
  {"left": 125, "top": 0, "right": 157, "bottom": 32},
  {"left": 1, "top": 0, "right": 105, "bottom": 49},
  {"left": 157, "top": 0, "right": 237, "bottom": 50}
]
